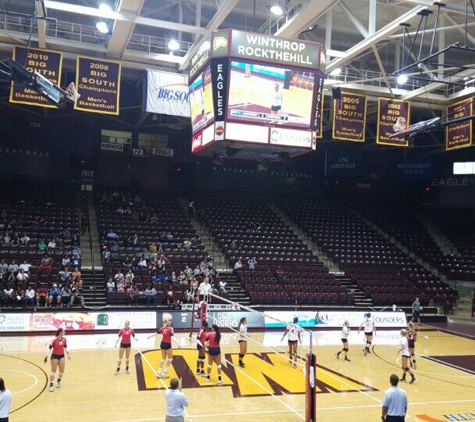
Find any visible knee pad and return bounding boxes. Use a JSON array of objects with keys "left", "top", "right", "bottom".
[
  {"left": 50, "top": 372, "right": 56, "bottom": 376},
  {"left": 118, "top": 358, "right": 123, "bottom": 362},
  {"left": 199, "top": 358, "right": 205, "bottom": 363},
  {"left": 208, "top": 365, "right": 212, "bottom": 369},
  {"left": 217, "top": 365, "right": 222, "bottom": 369}
]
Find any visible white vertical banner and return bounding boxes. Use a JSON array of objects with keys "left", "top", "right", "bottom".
[{"left": 145, "top": 70, "right": 190, "bottom": 117}]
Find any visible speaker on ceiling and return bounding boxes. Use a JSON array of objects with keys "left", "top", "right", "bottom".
[{"left": 332, "top": 87, "right": 342, "bottom": 99}]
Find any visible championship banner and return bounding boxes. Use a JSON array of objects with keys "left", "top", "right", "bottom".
[
  {"left": 332, "top": 92, "right": 367, "bottom": 142},
  {"left": 376, "top": 98, "right": 410, "bottom": 147},
  {"left": 74, "top": 56, "right": 121, "bottom": 115},
  {"left": 314, "top": 74, "right": 324, "bottom": 139},
  {"left": 145, "top": 70, "right": 190, "bottom": 117},
  {"left": 446, "top": 98, "right": 473, "bottom": 151},
  {"left": 9, "top": 46, "right": 63, "bottom": 108}
]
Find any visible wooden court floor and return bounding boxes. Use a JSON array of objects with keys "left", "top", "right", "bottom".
[{"left": 1, "top": 325, "right": 475, "bottom": 422}]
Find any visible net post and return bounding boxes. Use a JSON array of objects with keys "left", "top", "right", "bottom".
[{"left": 305, "top": 329, "right": 316, "bottom": 422}]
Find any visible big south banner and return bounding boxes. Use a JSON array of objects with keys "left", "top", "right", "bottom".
[
  {"left": 446, "top": 98, "right": 473, "bottom": 151},
  {"left": 145, "top": 70, "right": 190, "bottom": 117},
  {"left": 376, "top": 98, "right": 410, "bottom": 147},
  {"left": 9, "top": 46, "right": 63, "bottom": 109},
  {"left": 332, "top": 92, "right": 367, "bottom": 142},
  {"left": 74, "top": 56, "right": 121, "bottom": 115}
]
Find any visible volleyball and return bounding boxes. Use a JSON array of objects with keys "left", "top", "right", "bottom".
[
  {"left": 162, "top": 312, "right": 173, "bottom": 323},
  {"left": 424, "top": 335, "right": 429, "bottom": 340}
]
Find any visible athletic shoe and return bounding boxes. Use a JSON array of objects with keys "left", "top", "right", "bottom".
[
  {"left": 363, "top": 348, "right": 367, "bottom": 356},
  {"left": 115, "top": 370, "right": 120, "bottom": 376},
  {"left": 410, "top": 377, "right": 417, "bottom": 384},
  {"left": 57, "top": 382, "right": 61, "bottom": 388},
  {"left": 413, "top": 365, "right": 417, "bottom": 370},
  {"left": 335, "top": 353, "right": 340, "bottom": 359},
  {"left": 239, "top": 362, "right": 245, "bottom": 368},
  {"left": 162, "top": 372, "right": 169, "bottom": 378},
  {"left": 344, "top": 358, "right": 351, "bottom": 362},
  {"left": 293, "top": 363, "right": 297, "bottom": 368},
  {"left": 200, "top": 372, "right": 207, "bottom": 377},
  {"left": 401, "top": 378, "right": 406, "bottom": 383},
  {"left": 196, "top": 370, "right": 201, "bottom": 375},
  {"left": 156, "top": 372, "right": 162, "bottom": 378},
  {"left": 125, "top": 369, "right": 130, "bottom": 374},
  {"left": 49, "top": 385, "right": 54, "bottom": 392},
  {"left": 206, "top": 376, "right": 211, "bottom": 383},
  {"left": 218, "top": 379, "right": 223, "bottom": 385}
]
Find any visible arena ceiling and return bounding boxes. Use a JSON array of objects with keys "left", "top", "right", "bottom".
[{"left": 0, "top": 0, "right": 475, "bottom": 147}]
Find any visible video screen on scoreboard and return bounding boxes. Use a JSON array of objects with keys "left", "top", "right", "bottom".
[
  {"left": 189, "top": 64, "right": 214, "bottom": 134},
  {"left": 227, "top": 61, "right": 316, "bottom": 129}
]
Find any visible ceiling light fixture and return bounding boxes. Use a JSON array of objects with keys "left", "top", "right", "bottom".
[
  {"left": 270, "top": 4, "right": 285, "bottom": 16},
  {"left": 96, "top": 21, "right": 109, "bottom": 34},
  {"left": 98, "top": 3, "right": 112, "bottom": 13},
  {"left": 168, "top": 39, "right": 180, "bottom": 52},
  {"left": 397, "top": 74, "right": 408, "bottom": 85}
]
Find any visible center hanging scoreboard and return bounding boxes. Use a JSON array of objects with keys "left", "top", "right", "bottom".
[{"left": 189, "top": 29, "right": 325, "bottom": 155}]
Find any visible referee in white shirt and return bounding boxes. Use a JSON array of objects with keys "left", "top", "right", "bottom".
[
  {"left": 381, "top": 374, "right": 407, "bottom": 422},
  {"left": 165, "top": 378, "right": 189, "bottom": 422}
]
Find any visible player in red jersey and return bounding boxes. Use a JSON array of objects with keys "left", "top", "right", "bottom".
[
  {"left": 115, "top": 320, "right": 137, "bottom": 375},
  {"left": 205, "top": 324, "right": 223, "bottom": 385},
  {"left": 148, "top": 316, "right": 180, "bottom": 379},
  {"left": 196, "top": 321, "right": 210, "bottom": 377},
  {"left": 44, "top": 328, "right": 71, "bottom": 392},
  {"left": 407, "top": 322, "right": 418, "bottom": 369}
]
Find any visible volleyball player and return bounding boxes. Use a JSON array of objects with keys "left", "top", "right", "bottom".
[
  {"left": 335, "top": 320, "right": 351, "bottom": 362},
  {"left": 398, "top": 329, "right": 417, "bottom": 384},
  {"left": 270, "top": 83, "right": 283, "bottom": 116},
  {"left": 237, "top": 317, "right": 248, "bottom": 368},
  {"left": 44, "top": 327, "right": 71, "bottom": 392},
  {"left": 358, "top": 312, "right": 376, "bottom": 356},
  {"left": 115, "top": 320, "right": 137, "bottom": 375},
  {"left": 281, "top": 317, "right": 302, "bottom": 367},
  {"left": 205, "top": 324, "right": 223, "bottom": 385},
  {"left": 407, "top": 322, "right": 418, "bottom": 369},
  {"left": 148, "top": 318, "right": 180, "bottom": 379},
  {"left": 196, "top": 322, "right": 210, "bottom": 377}
]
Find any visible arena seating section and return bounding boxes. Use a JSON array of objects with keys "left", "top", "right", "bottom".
[
  {"left": 194, "top": 192, "right": 353, "bottom": 306},
  {"left": 275, "top": 198, "right": 457, "bottom": 310}
]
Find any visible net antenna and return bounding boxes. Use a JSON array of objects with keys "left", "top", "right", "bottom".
[{"left": 65, "top": 82, "right": 81, "bottom": 103}]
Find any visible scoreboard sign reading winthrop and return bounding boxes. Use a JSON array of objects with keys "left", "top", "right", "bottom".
[{"left": 189, "top": 29, "right": 325, "bottom": 158}]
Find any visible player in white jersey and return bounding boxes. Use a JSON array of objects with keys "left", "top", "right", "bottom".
[
  {"left": 398, "top": 329, "right": 417, "bottom": 384},
  {"left": 335, "top": 320, "right": 351, "bottom": 362},
  {"left": 358, "top": 312, "right": 376, "bottom": 356},
  {"left": 237, "top": 317, "right": 248, "bottom": 368},
  {"left": 281, "top": 317, "right": 302, "bottom": 367}
]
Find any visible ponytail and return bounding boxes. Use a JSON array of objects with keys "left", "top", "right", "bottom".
[{"left": 212, "top": 324, "right": 221, "bottom": 343}]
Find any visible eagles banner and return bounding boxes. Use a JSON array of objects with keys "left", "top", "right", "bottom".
[
  {"left": 376, "top": 98, "right": 410, "bottom": 147},
  {"left": 446, "top": 98, "right": 473, "bottom": 151},
  {"left": 9, "top": 46, "right": 63, "bottom": 109},
  {"left": 314, "top": 74, "right": 324, "bottom": 139},
  {"left": 332, "top": 92, "right": 367, "bottom": 142},
  {"left": 74, "top": 56, "right": 121, "bottom": 115},
  {"left": 145, "top": 70, "right": 190, "bottom": 117}
]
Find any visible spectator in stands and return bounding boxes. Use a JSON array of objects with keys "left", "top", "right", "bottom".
[
  {"left": 144, "top": 283, "right": 157, "bottom": 305},
  {"left": 185, "top": 287, "right": 195, "bottom": 303},
  {"left": 198, "top": 277, "right": 212, "bottom": 302},
  {"left": 107, "top": 230, "right": 119, "bottom": 241},
  {"left": 150, "top": 213, "right": 159, "bottom": 223},
  {"left": 149, "top": 242, "right": 158, "bottom": 253},
  {"left": 70, "top": 287, "right": 85, "bottom": 307},
  {"left": 81, "top": 213, "right": 88, "bottom": 234},
  {"left": 233, "top": 259, "right": 243, "bottom": 276},
  {"left": 20, "top": 233, "right": 30, "bottom": 245},
  {"left": 114, "top": 270, "right": 125, "bottom": 283},
  {"left": 184, "top": 265, "right": 193, "bottom": 277},
  {"left": 72, "top": 267, "right": 81, "bottom": 280},
  {"left": 0, "top": 260, "right": 7, "bottom": 271},
  {"left": 188, "top": 200, "right": 194, "bottom": 216},
  {"left": 122, "top": 257, "right": 133, "bottom": 270},
  {"left": 125, "top": 269, "right": 135, "bottom": 283},
  {"left": 248, "top": 257, "right": 257, "bottom": 272},
  {"left": 72, "top": 276, "right": 83, "bottom": 291},
  {"left": 275, "top": 266, "right": 287, "bottom": 282},
  {"left": 219, "top": 279, "right": 227, "bottom": 294},
  {"left": 193, "top": 265, "right": 202, "bottom": 277},
  {"left": 103, "top": 247, "right": 111, "bottom": 262},
  {"left": 2, "top": 286, "right": 14, "bottom": 305},
  {"left": 71, "top": 234, "right": 80, "bottom": 246},
  {"left": 48, "top": 284, "right": 62, "bottom": 307},
  {"left": 182, "top": 238, "right": 191, "bottom": 251},
  {"left": 60, "top": 284, "right": 72, "bottom": 308},
  {"left": 116, "top": 205, "right": 124, "bottom": 215},
  {"left": 47, "top": 239, "right": 57, "bottom": 250},
  {"left": 166, "top": 289, "right": 176, "bottom": 307},
  {"left": 166, "top": 232, "right": 174, "bottom": 242},
  {"left": 190, "top": 237, "right": 200, "bottom": 250},
  {"left": 127, "top": 283, "right": 139, "bottom": 306},
  {"left": 22, "top": 286, "right": 35, "bottom": 308},
  {"left": 137, "top": 255, "right": 147, "bottom": 268},
  {"left": 107, "top": 278, "right": 115, "bottom": 292},
  {"left": 229, "top": 240, "right": 237, "bottom": 251},
  {"left": 61, "top": 255, "right": 71, "bottom": 269},
  {"left": 16, "top": 268, "right": 29, "bottom": 283},
  {"left": 2, "top": 232, "right": 11, "bottom": 244},
  {"left": 7, "top": 260, "right": 18, "bottom": 273},
  {"left": 37, "top": 239, "right": 47, "bottom": 251},
  {"left": 72, "top": 247, "right": 81, "bottom": 259},
  {"left": 19, "top": 260, "right": 31, "bottom": 274},
  {"left": 170, "top": 271, "right": 178, "bottom": 285},
  {"left": 178, "top": 272, "right": 187, "bottom": 285},
  {"left": 116, "top": 278, "right": 125, "bottom": 293},
  {"left": 34, "top": 286, "right": 47, "bottom": 307}
]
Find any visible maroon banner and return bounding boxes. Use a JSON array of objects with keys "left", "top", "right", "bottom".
[
  {"left": 74, "top": 56, "right": 121, "bottom": 115},
  {"left": 332, "top": 92, "right": 367, "bottom": 142},
  {"left": 314, "top": 74, "right": 324, "bottom": 139},
  {"left": 9, "top": 46, "right": 63, "bottom": 108},
  {"left": 446, "top": 98, "right": 473, "bottom": 151},
  {"left": 376, "top": 98, "right": 410, "bottom": 147}
]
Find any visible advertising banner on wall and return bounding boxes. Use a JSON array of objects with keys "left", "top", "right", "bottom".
[
  {"left": 9, "top": 46, "right": 63, "bottom": 108},
  {"left": 446, "top": 98, "right": 473, "bottom": 151},
  {"left": 332, "top": 92, "right": 367, "bottom": 142},
  {"left": 325, "top": 150, "right": 361, "bottom": 177},
  {"left": 376, "top": 98, "right": 410, "bottom": 147},
  {"left": 74, "top": 56, "right": 121, "bottom": 115},
  {"left": 394, "top": 159, "right": 433, "bottom": 182},
  {"left": 145, "top": 70, "right": 190, "bottom": 117}
]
